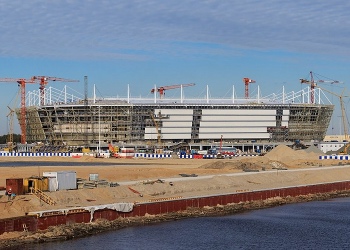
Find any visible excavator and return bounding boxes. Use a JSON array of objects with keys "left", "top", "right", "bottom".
[
  {"left": 339, "top": 143, "right": 350, "bottom": 155},
  {"left": 108, "top": 143, "right": 119, "bottom": 157},
  {"left": 292, "top": 140, "right": 307, "bottom": 150}
]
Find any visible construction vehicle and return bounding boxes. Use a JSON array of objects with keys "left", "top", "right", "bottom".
[
  {"left": 108, "top": 143, "right": 119, "bottom": 156},
  {"left": 292, "top": 140, "right": 307, "bottom": 150},
  {"left": 151, "top": 83, "right": 195, "bottom": 98},
  {"left": 243, "top": 78, "right": 256, "bottom": 99}
]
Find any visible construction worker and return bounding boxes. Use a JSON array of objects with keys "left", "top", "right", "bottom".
[{"left": 7, "top": 188, "right": 12, "bottom": 201}]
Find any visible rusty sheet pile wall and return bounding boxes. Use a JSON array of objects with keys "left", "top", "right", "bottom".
[{"left": 1, "top": 181, "right": 350, "bottom": 234}]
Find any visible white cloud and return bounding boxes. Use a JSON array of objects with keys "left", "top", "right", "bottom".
[{"left": 0, "top": 0, "right": 349, "bottom": 59}]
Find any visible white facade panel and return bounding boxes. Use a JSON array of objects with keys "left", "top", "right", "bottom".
[
  {"left": 200, "top": 121, "right": 276, "bottom": 127},
  {"left": 144, "top": 134, "right": 158, "bottom": 140},
  {"left": 145, "top": 127, "right": 157, "bottom": 134},
  {"left": 281, "top": 121, "right": 289, "bottom": 127},
  {"left": 155, "top": 109, "right": 193, "bottom": 115},
  {"left": 162, "top": 127, "right": 192, "bottom": 133},
  {"left": 162, "top": 134, "right": 192, "bottom": 139},
  {"left": 162, "top": 121, "right": 193, "bottom": 128},
  {"left": 202, "top": 109, "right": 276, "bottom": 115},
  {"left": 56, "top": 124, "right": 110, "bottom": 133},
  {"left": 283, "top": 110, "right": 290, "bottom": 115},
  {"left": 199, "top": 127, "right": 267, "bottom": 133},
  {"left": 145, "top": 126, "right": 192, "bottom": 139},
  {"left": 144, "top": 127, "right": 158, "bottom": 140},
  {"left": 198, "top": 133, "right": 270, "bottom": 139},
  {"left": 162, "top": 115, "right": 193, "bottom": 121},
  {"left": 201, "top": 116, "right": 276, "bottom": 121}
]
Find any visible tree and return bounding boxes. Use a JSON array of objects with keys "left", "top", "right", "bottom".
[{"left": 0, "top": 134, "right": 21, "bottom": 144}]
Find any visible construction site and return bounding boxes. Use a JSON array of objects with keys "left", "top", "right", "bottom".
[
  {"left": 1, "top": 73, "right": 350, "bottom": 248},
  {"left": 0, "top": 73, "right": 338, "bottom": 155}
]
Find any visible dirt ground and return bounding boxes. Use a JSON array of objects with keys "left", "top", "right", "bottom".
[{"left": 1, "top": 145, "right": 350, "bottom": 223}]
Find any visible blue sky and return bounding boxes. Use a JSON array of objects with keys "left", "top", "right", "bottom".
[{"left": 0, "top": 0, "right": 349, "bottom": 135}]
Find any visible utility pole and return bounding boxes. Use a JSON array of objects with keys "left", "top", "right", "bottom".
[{"left": 84, "top": 76, "right": 89, "bottom": 149}]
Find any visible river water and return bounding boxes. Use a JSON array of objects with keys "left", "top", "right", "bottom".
[{"left": 22, "top": 197, "right": 350, "bottom": 250}]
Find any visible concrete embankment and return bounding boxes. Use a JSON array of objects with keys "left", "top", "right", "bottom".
[{"left": 1, "top": 190, "right": 350, "bottom": 249}]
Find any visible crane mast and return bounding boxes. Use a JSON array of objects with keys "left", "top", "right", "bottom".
[
  {"left": 300, "top": 71, "right": 341, "bottom": 104},
  {"left": 0, "top": 76, "right": 79, "bottom": 144},
  {"left": 243, "top": 78, "right": 256, "bottom": 99},
  {"left": 0, "top": 78, "right": 39, "bottom": 143},
  {"left": 6, "top": 106, "right": 15, "bottom": 152},
  {"left": 150, "top": 112, "right": 162, "bottom": 153},
  {"left": 340, "top": 95, "right": 348, "bottom": 141},
  {"left": 316, "top": 86, "right": 349, "bottom": 153}
]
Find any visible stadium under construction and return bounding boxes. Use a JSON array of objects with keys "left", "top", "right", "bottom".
[{"left": 10, "top": 82, "right": 334, "bottom": 153}]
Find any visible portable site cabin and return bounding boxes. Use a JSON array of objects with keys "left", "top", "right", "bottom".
[
  {"left": 42, "top": 171, "right": 77, "bottom": 191},
  {"left": 116, "top": 147, "right": 135, "bottom": 158},
  {"left": 23, "top": 177, "right": 49, "bottom": 193}
]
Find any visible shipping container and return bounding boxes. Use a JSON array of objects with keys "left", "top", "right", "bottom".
[
  {"left": 47, "top": 178, "right": 58, "bottom": 192},
  {"left": 6, "top": 178, "right": 24, "bottom": 195},
  {"left": 42, "top": 171, "right": 77, "bottom": 191}
]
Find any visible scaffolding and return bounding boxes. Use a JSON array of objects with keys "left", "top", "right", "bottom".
[{"left": 19, "top": 85, "right": 334, "bottom": 146}]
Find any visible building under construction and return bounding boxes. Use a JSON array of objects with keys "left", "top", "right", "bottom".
[{"left": 17, "top": 83, "right": 333, "bottom": 148}]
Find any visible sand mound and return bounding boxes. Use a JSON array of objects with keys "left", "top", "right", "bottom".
[
  {"left": 304, "top": 145, "right": 323, "bottom": 154},
  {"left": 200, "top": 161, "right": 233, "bottom": 169},
  {"left": 264, "top": 144, "right": 319, "bottom": 163}
]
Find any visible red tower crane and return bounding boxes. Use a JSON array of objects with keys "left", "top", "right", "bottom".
[
  {"left": 243, "top": 78, "right": 256, "bottom": 99},
  {"left": 31, "top": 76, "right": 80, "bottom": 105},
  {"left": 300, "top": 71, "right": 341, "bottom": 104},
  {"left": 0, "top": 78, "right": 40, "bottom": 144},
  {"left": 151, "top": 83, "right": 195, "bottom": 98}
]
